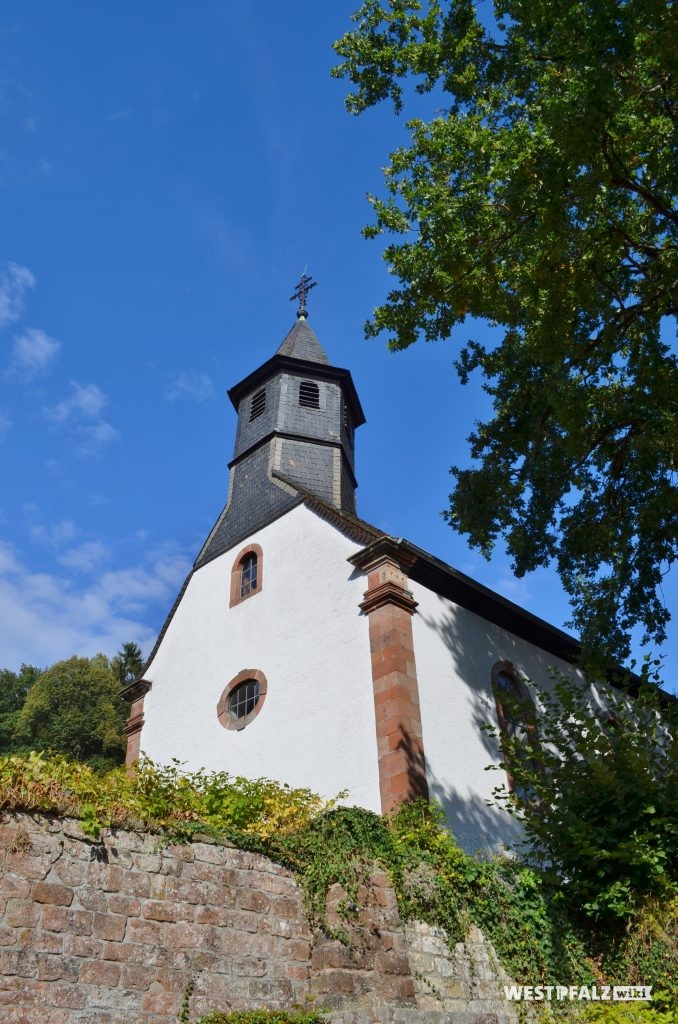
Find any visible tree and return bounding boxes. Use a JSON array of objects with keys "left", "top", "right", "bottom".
[
  {"left": 111, "top": 641, "right": 144, "bottom": 687},
  {"left": 486, "top": 670, "right": 678, "bottom": 921},
  {"left": 0, "top": 664, "right": 42, "bottom": 754},
  {"left": 14, "top": 655, "right": 127, "bottom": 771},
  {"left": 333, "top": 0, "right": 678, "bottom": 667}
]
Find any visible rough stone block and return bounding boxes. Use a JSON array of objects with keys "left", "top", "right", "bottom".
[
  {"left": 106, "top": 894, "right": 141, "bottom": 918},
  {"left": 141, "top": 900, "right": 177, "bottom": 923},
  {"left": 92, "top": 913, "right": 126, "bottom": 942},
  {"left": 6, "top": 898, "right": 40, "bottom": 928},
  {"left": 119, "top": 963, "right": 157, "bottom": 990},
  {"left": 31, "top": 883, "right": 73, "bottom": 907},
  {"left": 0, "top": 949, "right": 38, "bottom": 977},
  {"left": 79, "top": 961, "right": 121, "bottom": 988},
  {"left": 36, "top": 953, "right": 79, "bottom": 983},
  {"left": 40, "top": 907, "right": 92, "bottom": 936},
  {"left": 126, "top": 918, "right": 164, "bottom": 945},
  {"left": 64, "top": 935, "right": 103, "bottom": 959}
]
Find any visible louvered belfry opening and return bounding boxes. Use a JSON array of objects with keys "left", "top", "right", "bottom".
[
  {"left": 250, "top": 387, "right": 266, "bottom": 421},
  {"left": 299, "top": 380, "right": 320, "bottom": 409}
]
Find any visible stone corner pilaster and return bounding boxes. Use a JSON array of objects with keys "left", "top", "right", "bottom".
[
  {"left": 350, "top": 540, "right": 428, "bottom": 814},
  {"left": 121, "top": 678, "right": 152, "bottom": 767}
]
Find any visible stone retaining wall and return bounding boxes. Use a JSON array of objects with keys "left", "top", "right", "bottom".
[{"left": 0, "top": 813, "right": 516, "bottom": 1023}]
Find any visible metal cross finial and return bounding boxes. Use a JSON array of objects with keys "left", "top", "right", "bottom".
[{"left": 289, "top": 271, "right": 317, "bottom": 319}]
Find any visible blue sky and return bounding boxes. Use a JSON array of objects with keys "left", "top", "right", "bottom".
[{"left": 1, "top": 2, "right": 675, "bottom": 690}]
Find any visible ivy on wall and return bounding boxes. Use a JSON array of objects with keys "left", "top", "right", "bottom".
[{"left": 0, "top": 753, "right": 675, "bottom": 1020}]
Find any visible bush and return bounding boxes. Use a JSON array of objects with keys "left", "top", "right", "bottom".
[
  {"left": 0, "top": 752, "right": 342, "bottom": 842},
  {"left": 485, "top": 669, "right": 677, "bottom": 921}
]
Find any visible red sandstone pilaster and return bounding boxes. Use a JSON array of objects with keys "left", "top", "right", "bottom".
[
  {"left": 351, "top": 540, "right": 428, "bottom": 813},
  {"left": 121, "top": 679, "right": 152, "bottom": 767}
]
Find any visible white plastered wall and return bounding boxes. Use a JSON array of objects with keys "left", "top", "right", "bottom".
[
  {"left": 140, "top": 504, "right": 381, "bottom": 811},
  {"left": 410, "top": 581, "right": 585, "bottom": 852}
]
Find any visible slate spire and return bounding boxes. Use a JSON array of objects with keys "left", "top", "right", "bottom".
[{"left": 275, "top": 317, "right": 329, "bottom": 364}]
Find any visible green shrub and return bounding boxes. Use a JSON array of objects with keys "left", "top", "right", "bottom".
[
  {"left": 578, "top": 1003, "right": 676, "bottom": 1024},
  {"left": 485, "top": 669, "right": 677, "bottom": 922}
]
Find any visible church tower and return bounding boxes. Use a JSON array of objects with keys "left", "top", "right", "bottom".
[{"left": 195, "top": 275, "right": 365, "bottom": 569}]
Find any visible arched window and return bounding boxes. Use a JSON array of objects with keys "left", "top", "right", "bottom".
[
  {"left": 217, "top": 669, "right": 268, "bottom": 732},
  {"left": 250, "top": 387, "right": 266, "bottom": 421},
  {"left": 240, "top": 552, "right": 257, "bottom": 598},
  {"left": 491, "top": 661, "right": 540, "bottom": 801},
  {"left": 299, "top": 380, "right": 320, "bottom": 408},
  {"left": 229, "top": 544, "right": 263, "bottom": 608}
]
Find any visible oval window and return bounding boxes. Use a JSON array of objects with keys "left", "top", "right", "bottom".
[{"left": 217, "top": 669, "right": 268, "bottom": 732}]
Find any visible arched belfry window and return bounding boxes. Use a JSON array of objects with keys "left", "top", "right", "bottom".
[
  {"left": 250, "top": 387, "right": 266, "bottom": 421},
  {"left": 229, "top": 543, "right": 263, "bottom": 608},
  {"left": 299, "top": 380, "right": 320, "bottom": 408},
  {"left": 491, "top": 661, "right": 540, "bottom": 801}
]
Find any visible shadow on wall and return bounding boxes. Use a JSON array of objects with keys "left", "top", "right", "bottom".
[
  {"left": 414, "top": 594, "right": 572, "bottom": 853},
  {"left": 395, "top": 723, "right": 429, "bottom": 802},
  {"left": 395, "top": 719, "right": 522, "bottom": 854},
  {"left": 427, "top": 772, "right": 523, "bottom": 854}
]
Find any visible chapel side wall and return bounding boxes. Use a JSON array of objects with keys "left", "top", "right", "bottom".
[
  {"left": 140, "top": 505, "right": 382, "bottom": 813},
  {"left": 409, "top": 581, "right": 586, "bottom": 852}
]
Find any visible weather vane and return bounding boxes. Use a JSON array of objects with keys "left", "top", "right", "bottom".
[{"left": 290, "top": 271, "right": 317, "bottom": 319}]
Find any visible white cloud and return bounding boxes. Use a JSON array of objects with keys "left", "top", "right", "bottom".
[
  {"left": 47, "top": 381, "right": 107, "bottom": 423},
  {"left": 0, "top": 262, "right": 35, "bottom": 329},
  {"left": 0, "top": 538, "right": 191, "bottom": 669},
  {"left": 45, "top": 381, "right": 120, "bottom": 458},
  {"left": 165, "top": 370, "right": 215, "bottom": 403},
  {"left": 78, "top": 420, "right": 120, "bottom": 457},
  {"left": 28, "top": 517, "right": 77, "bottom": 548},
  {"left": 8, "top": 327, "right": 60, "bottom": 379},
  {"left": 58, "top": 540, "right": 110, "bottom": 574}
]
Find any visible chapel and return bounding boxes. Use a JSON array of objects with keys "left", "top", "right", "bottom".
[{"left": 123, "top": 278, "right": 584, "bottom": 852}]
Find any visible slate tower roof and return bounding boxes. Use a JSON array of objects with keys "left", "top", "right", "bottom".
[
  {"left": 275, "top": 318, "right": 329, "bottom": 364},
  {"left": 194, "top": 311, "right": 365, "bottom": 569}
]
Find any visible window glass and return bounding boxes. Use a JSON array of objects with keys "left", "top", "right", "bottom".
[
  {"left": 228, "top": 679, "right": 260, "bottom": 722},
  {"left": 240, "top": 553, "right": 257, "bottom": 597}
]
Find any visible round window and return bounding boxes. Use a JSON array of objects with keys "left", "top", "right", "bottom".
[{"left": 217, "top": 669, "right": 267, "bottom": 732}]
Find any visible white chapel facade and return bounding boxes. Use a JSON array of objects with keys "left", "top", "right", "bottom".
[{"left": 123, "top": 288, "right": 584, "bottom": 851}]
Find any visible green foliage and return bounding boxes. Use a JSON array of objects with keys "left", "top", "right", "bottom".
[
  {"left": 485, "top": 670, "right": 678, "bottom": 920},
  {"left": 195, "top": 1013, "right": 327, "bottom": 1024},
  {"left": 389, "top": 800, "right": 593, "bottom": 986},
  {"left": 13, "top": 655, "right": 127, "bottom": 770},
  {"left": 333, "top": 0, "right": 678, "bottom": 667},
  {"left": 0, "top": 664, "right": 41, "bottom": 754},
  {"left": 578, "top": 1004, "right": 676, "bottom": 1024},
  {"left": 0, "top": 753, "right": 342, "bottom": 844},
  {"left": 111, "top": 641, "right": 144, "bottom": 687}
]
